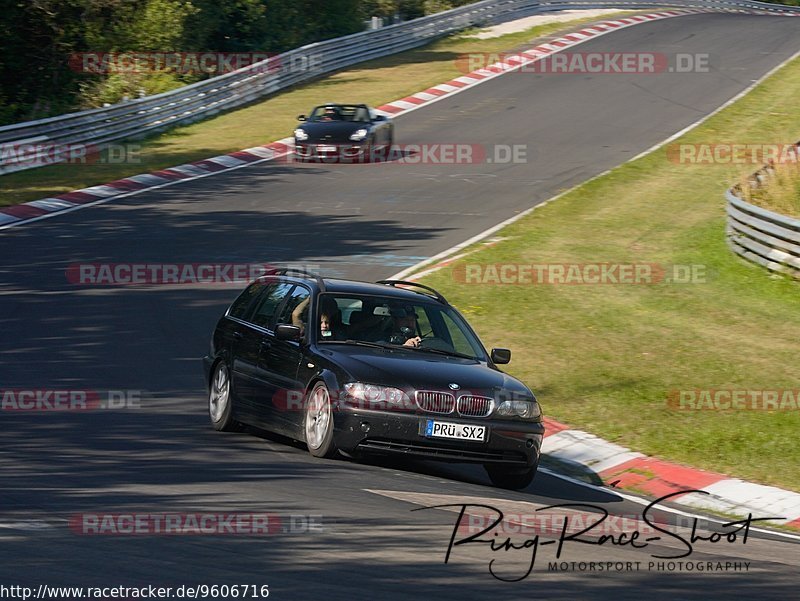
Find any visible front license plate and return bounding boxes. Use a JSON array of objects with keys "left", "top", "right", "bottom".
[
  {"left": 424, "top": 420, "right": 486, "bottom": 442},
  {"left": 316, "top": 145, "right": 337, "bottom": 152}
]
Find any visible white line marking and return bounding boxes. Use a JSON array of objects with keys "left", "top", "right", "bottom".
[
  {"left": 390, "top": 46, "right": 800, "bottom": 281},
  {"left": 0, "top": 10, "right": 723, "bottom": 232},
  {"left": 536, "top": 468, "right": 800, "bottom": 541},
  {"left": 0, "top": 148, "right": 294, "bottom": 231}
]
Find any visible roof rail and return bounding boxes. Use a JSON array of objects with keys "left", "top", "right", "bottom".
[
  {"left": 375, "top": 279, "right": 447, "bottom": 304},
  {"left": 272, "top": 267, "right": 326, "bottom": 292}
]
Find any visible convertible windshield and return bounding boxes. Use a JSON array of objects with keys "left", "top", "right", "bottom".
[
  {"left": 308, "top": 105, "right": 371, "bottom": 123},
  {"left": 314, "top": 294, "right": 486, "bottom": 360}
]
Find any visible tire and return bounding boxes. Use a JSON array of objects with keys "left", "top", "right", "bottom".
[
  {"left": 363, "top": 137, "right": 375, "bottom": 163},
  {"left": 485, "top": 462, "right": 537, "bottom": 490},
  {"left": 378, "top": 132, "right": 393, "bottom": 162},
  {"left": 208, "top": 361, "right": 242, "bottom": 432},
  {"left": 304, "top": 382, "right": 338, "bottom": 458}
]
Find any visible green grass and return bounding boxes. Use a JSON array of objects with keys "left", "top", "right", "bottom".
[
  {"left": 0, "top": 12, "right": 634, "bottom": 206},
  {"left": 415, "top": 55, "right": 800, "bottom": 492},
  {"left": 743, "top": 162, "right": 800, "bottom": 218}
]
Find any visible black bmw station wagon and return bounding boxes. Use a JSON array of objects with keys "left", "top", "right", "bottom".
[{"left": 203, "top": 269, "right": 544, "bottom": 489}]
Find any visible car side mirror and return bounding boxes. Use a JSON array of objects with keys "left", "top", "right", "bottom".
[
  {"left": 275, "top": 324, "right": 302, "bottom": 341},
  {"left": 491, "top": 348, "right": 511, "bottom": 364},
  {"left": 297, "top": 114, "right": 306, "bottom": 121},
  {"left": 374, "top": 115, "right": 387, "bottom": 121}
]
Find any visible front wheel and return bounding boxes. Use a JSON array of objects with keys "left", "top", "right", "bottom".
[
  {"left": 377, "top": 131, "right": 393, "bottom": 162},
  {"left": 304, "top": 382, "right": 338, "bottom": 458},
  {"left": 485, "top": 462, "right": 537, "bottom": 490},
  {"left": 209, "top": 361, "right": 242, "bottom": 432},
  {"left": 362, "top": 137, "right": 375, "bottom": 162}
]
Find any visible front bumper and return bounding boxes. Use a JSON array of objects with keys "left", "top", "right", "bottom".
[
  {"left": 294, "top": 142, "right": 367, "bottom": 160},
  {"left": 333, "top": 407, "right": 543, "bottom": 467}
]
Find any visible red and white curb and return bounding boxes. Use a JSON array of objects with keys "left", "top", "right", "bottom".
[
  {"left": 0, "top": 7, "right": 796, "bottom": 530},
  {"left": 0, "top": 8, "right": 703, "bottom": 231},
  {"left": 373, "top": 9, "right": 706, "bottom": 118},
  {"left": 541, "top": 417, "right": 800, "bottom": 530},
  {"left": 0, "top": 140, "right": 294, "bottom": 230}
]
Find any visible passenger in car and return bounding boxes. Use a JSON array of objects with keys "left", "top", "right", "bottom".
[
  {"left": 319, "top": 297, "right": 345, "bottom": 339},
  {"left": 320, "top": 106, "right": 340, "bottom": 121},
  {"left": 291, "top": 297, "right": 311, "bottom": 333},
  {"left": 291, "top": 297, "right": 343, "bottom": 340}
]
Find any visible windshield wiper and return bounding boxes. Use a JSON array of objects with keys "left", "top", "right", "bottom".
[
  {"left": 410, "top": 346, "right": 477, "bottom": 360},
  {"left": 324, "top": 340, "right": 395, "bottom": 350},
  {"left": 324, "top": 339, "right": 475, "bottom": 359}
]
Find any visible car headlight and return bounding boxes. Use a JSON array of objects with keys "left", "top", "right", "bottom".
[
  {"left": 294, "top": 129, "right": 308, "bottom": 141},
  {"left": 495, "top": 399, "right": 541, "bottom": 419},
  {"left": 343, "top": 382, "right": 410, "bottom": 410},
  {"left": 349, "top": 128, "right": 368, "bottom": 141}
]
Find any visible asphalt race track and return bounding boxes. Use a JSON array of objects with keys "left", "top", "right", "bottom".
[{"left": 1, "top": 12, "right": 799, "bottom": 600}]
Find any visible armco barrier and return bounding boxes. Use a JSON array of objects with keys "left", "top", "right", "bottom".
[
  {"left": 1, "top": 0, "right": 799, "bottom": 175},
  {"left": 726, "top": 143, "right": 800, "bottom": 278}
]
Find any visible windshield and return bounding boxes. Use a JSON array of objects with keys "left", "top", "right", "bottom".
[
  {"left": 308, "top": 105, "right": 370, "bottom": 123},
  {"left": 315, "top": 293, "right": 486, "bottom": 360}
]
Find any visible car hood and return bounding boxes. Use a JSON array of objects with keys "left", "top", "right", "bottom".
[
  {"left": 318, "top": 344, "right": 533, "bottom": 398},
  {"left": 297, "top": 121, "right": 369, "bottom": 143}
]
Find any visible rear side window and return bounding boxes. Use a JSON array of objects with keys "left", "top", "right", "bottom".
[
  {"left": 250, "top": 283, "right": 294, "bottom": 329},
  {"left": 276, "top": 286, "right": 311, "bottom": 326},
  {"left": 228, "top": 281, "right": 265, "bottom": 320}
]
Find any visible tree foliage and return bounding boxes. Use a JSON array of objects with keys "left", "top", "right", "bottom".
[
  {"left": 3, "top": 0, "right": 796, "bottom": 124},
  {"left": 0, "top": 0, "right": 366, "bottom": 123}
]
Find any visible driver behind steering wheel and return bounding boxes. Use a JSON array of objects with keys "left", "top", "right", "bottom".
[{"left": 387, "top": 305, "right": 422, "bottom": 348}]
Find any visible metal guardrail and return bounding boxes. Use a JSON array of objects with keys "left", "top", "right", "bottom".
[
  {"left": 726, "top": 143, "right": 800, "bottom": 278},
  {"left": 1, "top": 0, "right": 799, "bottom": 175}
]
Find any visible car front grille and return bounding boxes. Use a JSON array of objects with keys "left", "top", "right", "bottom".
[
  {"left": 457, "top": 395, "right": 494, "bottom": 417},
  {"left": 415, "top": 391, "right": 455, "bottom": 414}
]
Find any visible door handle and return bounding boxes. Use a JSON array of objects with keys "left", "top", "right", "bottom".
[
  {"left": 233, "top": 331, "right": 244, "bottom": 340},
  {"left": 260, "top": 340, "right": 272, "bottom": 350}
]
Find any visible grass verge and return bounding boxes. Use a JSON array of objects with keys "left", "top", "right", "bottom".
[
  {"left": 415, "top": 55, "right": 800, "bottom": 492},
  {"left": 0, "top": 11, "right": 634, "bottom": 206},
  {"left": 742, "top": 162, "right": 800, "bottom": 218}
]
